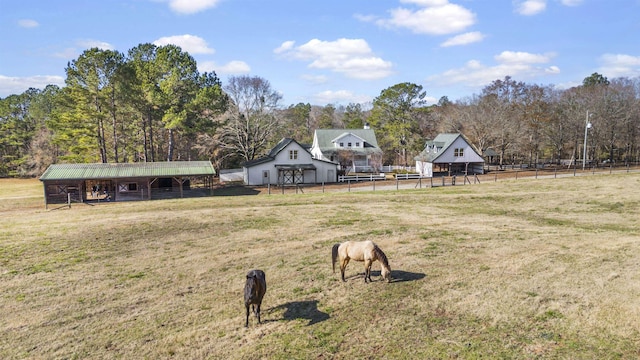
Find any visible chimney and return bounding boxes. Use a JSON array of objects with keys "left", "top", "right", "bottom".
[{"left": 364, "top": 122, "right": 370, "bottom": 129}]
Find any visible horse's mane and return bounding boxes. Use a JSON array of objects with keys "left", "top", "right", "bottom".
[
  {"left": 373, "top": 245, "right": 390, "bottom": 270},
  {"left": 331, "top": 243, "right": 340, "bottom": 273}
]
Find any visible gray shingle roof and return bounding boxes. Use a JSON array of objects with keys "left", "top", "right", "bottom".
[{"left": 314, "top": 129, "right": 382, "bottom": 158}]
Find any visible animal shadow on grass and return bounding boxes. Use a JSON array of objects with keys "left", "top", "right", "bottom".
[
  {"left": 266, "top": 300, "right": 329, "bottom": 326},
  {"left": 365, "top": 270, "right": 425, "bottom": 283}
]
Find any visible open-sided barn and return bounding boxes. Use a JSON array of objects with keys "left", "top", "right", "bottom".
[{"left": 39, "top": 161, "right": 215, "bottom": 208}]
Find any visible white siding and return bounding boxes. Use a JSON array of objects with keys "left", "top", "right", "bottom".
[
  {"left": 415, "top": 161, "right": 433, "bottom": 177},
  {"left": 333, "top": 133, "right": 366, "bottom": 149},
  {"left": 244, "top": 140, "right": 338, "bottom": 185},
  {"left": 437, "top": 137, "right": 484, "bottom": 164}
]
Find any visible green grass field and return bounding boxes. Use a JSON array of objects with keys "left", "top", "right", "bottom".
[{"left": 1, "top": 174, "right": 639, "bottom": 359}]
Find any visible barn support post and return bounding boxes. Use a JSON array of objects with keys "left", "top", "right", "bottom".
[{"left": 43, "top": 184, "right": 48, "bottom": 210}]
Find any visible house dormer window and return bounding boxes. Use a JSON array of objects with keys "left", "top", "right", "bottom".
[
  {"left": 454, "top": 148, "right": 464, "bottom": 157},
  {"left": 289, "top": 150, "right": 298, "bottom": 160}
]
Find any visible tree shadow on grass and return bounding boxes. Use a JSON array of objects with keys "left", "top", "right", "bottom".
[
  {"left": 212, "top": 185, "right": 261, "bottom": 196},
  {"left": 266, "top": 300, "right": 329, "bottom": 326}
]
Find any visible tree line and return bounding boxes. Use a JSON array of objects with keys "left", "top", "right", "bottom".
[{"left": 1, "top": 44, "right": 639, "bottom": 177}]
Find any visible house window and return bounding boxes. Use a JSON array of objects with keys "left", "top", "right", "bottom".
[
  {"left": 355, "top": 142, "right": 360, "bottom": 147},
  {"left": 348, "top": 142, "right": 352, "bottom": 147},
  {"left": 454, "top": 148, "right": 464, "bottom": 157},
  {"left": 289, "top": 150, "right": 298, "bottom": 160},
  {"left": 339, "top": 142, "right": 344, "bottom": 147}
]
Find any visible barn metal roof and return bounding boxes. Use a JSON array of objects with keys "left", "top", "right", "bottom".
[{"left": 39, "top": 161, "right": 215, "bottom": 181}]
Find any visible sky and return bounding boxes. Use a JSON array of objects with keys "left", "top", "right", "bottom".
[{"left": 1, "top": 0, "right": 639, "bottom": 106}]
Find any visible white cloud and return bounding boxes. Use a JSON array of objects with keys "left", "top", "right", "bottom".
[
  {"left": 441, "top": 31, "right": 485, "bottom": 47},
  {"left": 53, "top": 48, "right": 78, "bottom": 59},
  {"left": 494, "top": 50, "right": 554, "bottom": 64},
  {"left": 428, "top": 50, "right": 559, "bottom": 87},
  {"left": 153, "top": 34, "right": 215, "bottom": 54},
  {"left": 77, "top": 40, "right": 115, "bottom": 51},
  {"left": 216, "top": 60, "right": 251, "bottom": 74},
  {"left": 18, "top": 19, "right": 39, "bottom": 28},
  {"left": 515, "top": 0, "right": 547, "bottom": 16},
  {"left": 166, "top": 0, "right": 221, "bottom": 14},
  {"left": 0, "top": 75, "right": 65, "bottom": 97},
  {"left": 274, "top": 41, "right": 295, "bottom": 54},
  {"left": 312, "top": 90, "right": 372, "bottom": 105},
  {"left": 374, "top": 0, "right": 476, "bottom": 35},
  {"left": 301, "top": 74, "right": 328, "bottom": 84},
  {"left": 560, "top": 0, "right": 583, "bottom": 6},
  {"left": 199, "top": 60, "right": 250, "bottom": 75},
  {"left": 275, "top": 38, "right": 393, "bottom": 80},
  {"left": 597, "top": 53, "right": 640, "bottom": 78}
]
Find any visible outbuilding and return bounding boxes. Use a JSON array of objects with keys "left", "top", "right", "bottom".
[
  {"left": 243, "top": 138, "right": 339, "bottom": 186},
  {"left": 415, "top": 133, "right": 485, "bottom": 177},
  {"left": 39, "top": 161, "right": 216, "bottom": 208}
]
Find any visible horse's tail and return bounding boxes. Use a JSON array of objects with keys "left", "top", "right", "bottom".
[
  {"left": 331, "top": 243, "right": 340, "bottom": 273},
  {"left": 373, "top": 245, "right": 390, "bottom": 270}
]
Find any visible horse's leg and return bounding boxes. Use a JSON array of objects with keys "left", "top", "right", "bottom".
[
  {"left": 256, "top": 303, "right": 261, "bottom": 324},
  {"left": 245, "top": 304, "right": 250, "bottom": 327},
  {"left": 364, "top": 259, "right": 372, "bottom": 283},
  {"left": 340, "top": 258, "right": 349, "bottom": 282}
]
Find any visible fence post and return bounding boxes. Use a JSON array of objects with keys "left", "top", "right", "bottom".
[
  {"left": 348, "top": 180, "right": 351, "bottom": 192},
  {"left": 554, "top": 168, "right": 557, "bottom": 178},
  {"left": 67, "top": 193, "right": 71, "bottom": 209},
  {"left": 322, "top": 182, "right": 325, "bottom": 193},
  {"left": 442, "top": 176, "right": 445, "bottom": 186},
  {"left": 396, "top": 178, "right": 399, "bottom": 190},
  {"left": 268, "top": 183, "right": 271, "bottom": 195}
]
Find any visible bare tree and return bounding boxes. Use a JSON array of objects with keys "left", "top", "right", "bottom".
[{"left": 222, "top": 76, "right": 282, "bottom": 162}]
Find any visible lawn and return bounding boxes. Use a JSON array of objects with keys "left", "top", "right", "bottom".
[{"left": 1, "top": 174, "right": 639, "bottom": 359}]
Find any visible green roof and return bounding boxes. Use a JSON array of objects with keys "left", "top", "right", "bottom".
[
  {"left": 39, "top": 161, "right": 215, "bottom": 181},
  {"left": 315, "top": 129, "right": 380, "bottom": 149},
  {"left": 314, "top": 129, "right": 382, "bottom": 157}
]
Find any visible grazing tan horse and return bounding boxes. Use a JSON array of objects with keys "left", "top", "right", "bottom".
[{"left": 332, "top": 240, "right": 391, "bottom": 283}]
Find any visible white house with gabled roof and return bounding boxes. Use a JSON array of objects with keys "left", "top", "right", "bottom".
[
  {"left": 310, "top": 126, "right": 383, "bottom": 173},
  {"left": 414, "top": 133, "right": 485, "bottom": 177},
  {"left": 242, "top": 138, "right": 339, "bottom": 186}
]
